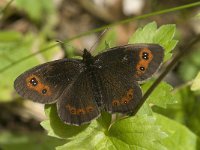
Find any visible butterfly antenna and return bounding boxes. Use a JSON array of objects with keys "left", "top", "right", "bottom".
[
  {"left": 56, "top": 40, "right": 77, "bottom": 50},
  {"left": 56, "top": 40, "right": 81, "bottom": 58},
  {"left": 89, "top": 28, "right": 110, "bottom": 52}
]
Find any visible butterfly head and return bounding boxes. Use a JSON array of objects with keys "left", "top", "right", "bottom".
[{"left": 83, "top": 49, "right": 94, "bottom": 66}]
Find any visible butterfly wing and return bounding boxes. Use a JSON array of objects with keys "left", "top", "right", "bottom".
[
  {"left": 96, "top": 68, "right": 142, "bottom": 113},
  {"left": 14, "top": 59, "right": 83, "bottom": 104},
  {"left": 94, "top": 44, "right": 164, "bottom": 81},
  {"left": 57, "top": 71, "right": 100, "bottom": 126},
  {"left": 93, "top": 43, "right": 164, "bottom": 113}
]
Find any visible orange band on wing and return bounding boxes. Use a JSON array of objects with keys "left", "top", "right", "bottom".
[
  {"left": 112, "top": 88, "right": 134, "bottom": 106},
  {"left": 65, "top": 104, "right": 95, "bottom": 115},
  {"left": 26, "top": 75, "right": 52, "bottom": 96},
  {"left": 135, "top": 48, "right": 153, "bottom": 77}
]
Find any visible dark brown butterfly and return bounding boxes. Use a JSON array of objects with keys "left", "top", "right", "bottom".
[{"left": 14, "top": 44, "right": 164, "bottom": 126}]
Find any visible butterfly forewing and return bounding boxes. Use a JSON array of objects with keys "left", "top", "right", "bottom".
[
  {"left": 14, "top": 59, "right": 82, "bottom": 104},
  {"left": 127, "top": 44, "right": 164, "bottom": 81},
  {"left": 94, "top": 44, "right": 164, "bottom": 81}
]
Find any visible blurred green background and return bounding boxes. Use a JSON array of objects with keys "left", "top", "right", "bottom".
[{"left": 0, "top": 0, "right": 200, "bottom": 149}]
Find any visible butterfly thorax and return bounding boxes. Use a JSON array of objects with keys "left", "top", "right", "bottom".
[
  {"left": 82, "top": 49, "right": 103, "bottom": 107},
  {"left": 82, "top": 49, "right": 94, "bottom": 67}
]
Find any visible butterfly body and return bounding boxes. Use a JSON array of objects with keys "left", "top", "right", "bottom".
[{"left": 14, "top": 44, "right": 164, "bottom": 126}]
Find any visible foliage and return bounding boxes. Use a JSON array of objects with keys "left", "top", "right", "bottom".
[{"left": 155, "top": 113, "right": 200, "bottom": 150}]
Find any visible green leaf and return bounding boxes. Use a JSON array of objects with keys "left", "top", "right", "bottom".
[
  {"left": 56, "top": 115, "right": 167, "bottom": 150},
  {"left": 137, "top": 102, "right": 153, "bottom": 116},
  {"left": 96, "top": 111, "right": 112, "bottom": 129},
  {"left": 142, "top": 81, "right": 178, "bottom": 108},
  {"left": 129, "top": 22, "right": 178, "bottom": 61},
  {"left": 129, "top": 22, "right": 157, "bottom": 44},
  {"left": 41, "top": 104, "right": 90, "bottom": 139},
  {"left": 155, "top": 113, "right": 200, "bottom": 150},
  {"left": 191, "top": 72, "right": 200, "bottom": 91},
  {"left": 41, "top": 104, "right": 111, "bottom": 139}
]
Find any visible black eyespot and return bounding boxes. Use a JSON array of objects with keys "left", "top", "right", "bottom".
[
  {"left": 142, "top": 52, "right": 149, "bottom": 60},
  {"left": 30, "top": 78, "right": 38, "bottom": 86},
  {"left": 42, "top": 89, "right": 47, "bottom": 94},
  {"left": 140, "top": 67, "right": 145, "bottom": 71}
]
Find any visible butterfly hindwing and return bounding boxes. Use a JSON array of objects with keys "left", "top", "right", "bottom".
[
  {"left": 14, "top": 59, "right": 82, "bottom": 104},
  {"left": 57, "top": 71, "right": 100, "bottom": 126},
  {"left": 93, "top": 68, "right": 142, "bottom": 113}
]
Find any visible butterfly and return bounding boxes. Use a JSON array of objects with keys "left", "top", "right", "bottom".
[{"left": 14, "top": 44, "right": 164, "bottom": 126}]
